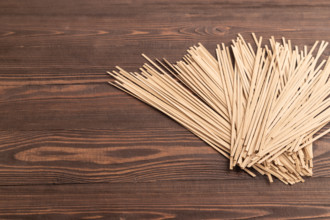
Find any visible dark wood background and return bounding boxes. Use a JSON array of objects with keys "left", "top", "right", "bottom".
[{"left": 0, "top": 0, "right": 329, "bottom": 219}]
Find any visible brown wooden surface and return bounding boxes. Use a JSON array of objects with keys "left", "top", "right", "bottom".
[{"left": 0, "top": 0, "right": 329, "bottom": 219}]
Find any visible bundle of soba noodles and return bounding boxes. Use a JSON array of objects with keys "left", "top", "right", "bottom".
[{"left": 108, "top": 33, "right": 330, "bottom": 185}]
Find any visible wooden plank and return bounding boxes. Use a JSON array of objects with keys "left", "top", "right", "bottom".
[
  {"left": 0, "top": 128, "right": 244, "bottom": 185},
  {"left": 0, "top": 128, "right": 328, "bottom": 185},
  {"left": 0, "top": 0, "right": 329, "bottom": 75},
  {"left": 0, "top": 180, "right": 330, "bottom": 219}
]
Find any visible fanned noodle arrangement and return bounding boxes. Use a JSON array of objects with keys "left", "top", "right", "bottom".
[{"left": 108, "top": 33, "right": 330, "bottom": 185}]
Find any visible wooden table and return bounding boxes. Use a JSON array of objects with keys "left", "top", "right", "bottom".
[{"left": 0, "top": 0, "right": 329, "bottom": 219}]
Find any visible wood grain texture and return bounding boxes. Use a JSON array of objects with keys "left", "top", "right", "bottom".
[
  {"left": 0, "top": 180, "right": 330, "bottom": 219},
  {"left": 0, "top": 0, "right": 329, "bottom": 219}
]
